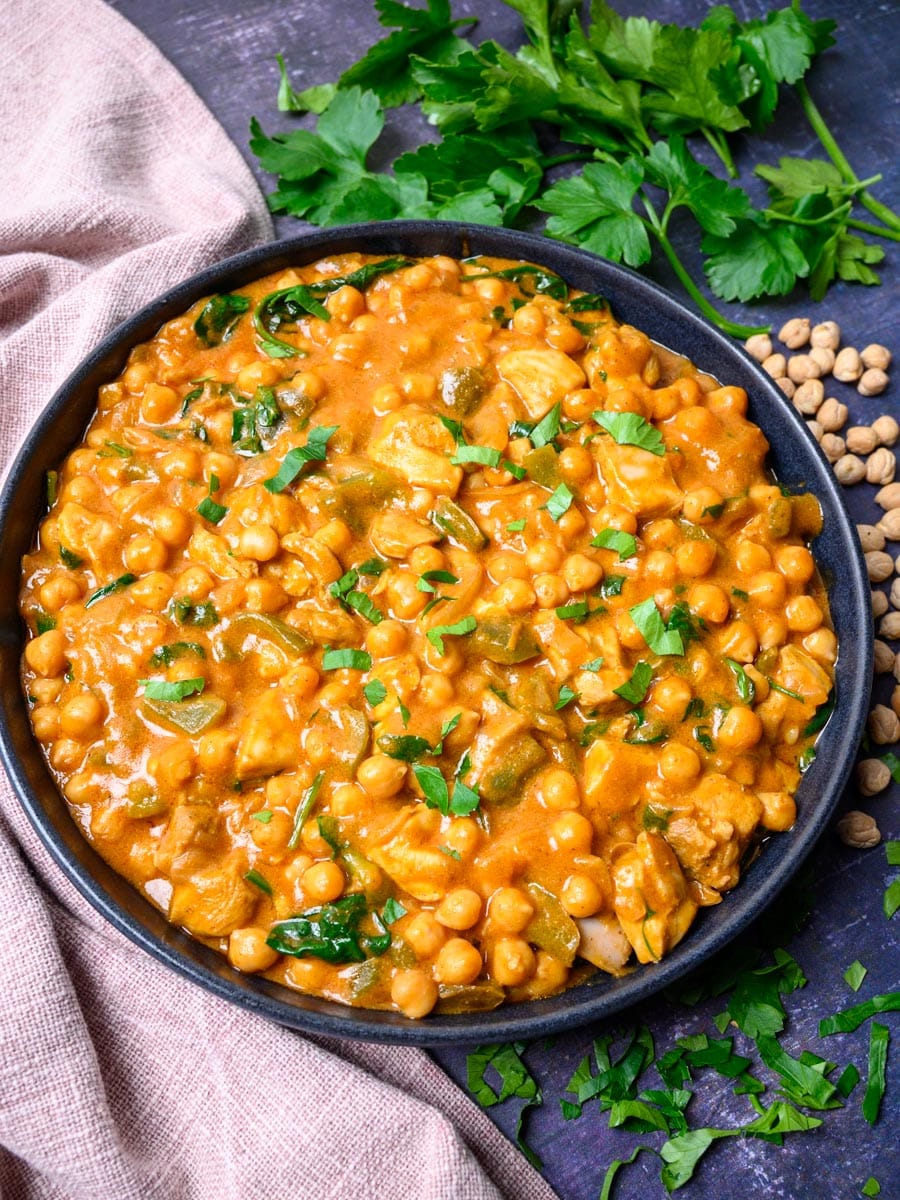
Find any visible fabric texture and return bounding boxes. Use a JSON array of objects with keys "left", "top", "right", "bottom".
[{"left": 0, "top": 3, "right": 559, "bottom": 1198}]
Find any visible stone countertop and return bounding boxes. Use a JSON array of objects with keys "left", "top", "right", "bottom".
[{"left": 107, "top": 2, "right": 900, "bottom": 1196}]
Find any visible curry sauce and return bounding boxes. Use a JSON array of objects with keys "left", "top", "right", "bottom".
[{"left": 20, "top": 253, "right": 835, "bottom": 1018}]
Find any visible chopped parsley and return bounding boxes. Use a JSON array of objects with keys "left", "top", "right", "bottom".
[
  {"left": 426, "top": 615, "right": 476, "bottom": 655},
  {"left": 321, "top": 647, "right": 372, "bottom": 671},
  {"left": 541, "top": 482, "right": 574, "bottom": 521},
  {"left": 139, "top": 677, "right": 205, "bottom": 701},
  {"left": 263, "top": 424, "right": 338, "bottom": 492},
  {"left": 591, "top": 528, "right": 638, "bottom": 559},
  {"left": 593, "top": 410, "right": 665, "bottom": 456}
]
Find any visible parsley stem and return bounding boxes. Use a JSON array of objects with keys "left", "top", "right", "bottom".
[
  {"left": 845, "top": 216, "right": 900, "bottom": 244},
  {"left": 795, "top": 80, "right": 900, "bottom": 233},
  {"left": 763, "top": 202, "right": 853, "bottom": 228},
  {"left": 642, "top": 195, "right": 770, "bottom": 339},
  {"left": 540, "top": 151, "right": 594, "bottom": 169},
  {"left": 702, "top": 127, "right": 737, "bottom": 179}
]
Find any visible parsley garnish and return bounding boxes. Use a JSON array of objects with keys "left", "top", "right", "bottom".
[
  {"left": 84, "top": 573, "right": 136, "bottom": 609},
  {"left": 263, "top": 424, "right": 338, "bottom": 493},
  {"left": 426, "top": 615, "right": 476, "bottom": 655},
  {"left": 613, "top": 661, "right": 653, "bottom": 704},
  {"left": 593, "top": 411, "right": 666, "bottom": 456},
  {"left": 321, "top": 648, "right": 372, "bottom": 671},
  {"left": 140, "top": 677, "right": 205, "bottom": 701},
  {"left": 194, "top": 293, "right": 249, "bottom": 346},
  {"left": 244, "top": 868, "right": 273, "bottom": 896},
  {"left": 363, "top": 679, "right": 388, "bottom": 707},
  {"left": 555, "top": 684, "right": 579, "bottom": 710},
  {"left": 541, "top": 482, "right": 574, "bottom": 521},
  {"left": 630, "top": 598, "right": 686, "bottom": 656},
  {"left": 592, "top": 528, "right": 638, "bottom": 559},
  {"left": 725, "top": 658, "right": 756, "bottom": 703}
]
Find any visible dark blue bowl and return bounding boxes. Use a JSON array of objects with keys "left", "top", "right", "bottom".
[{"left": 0, "top": 221, "right": 872, "bottom": 1044}]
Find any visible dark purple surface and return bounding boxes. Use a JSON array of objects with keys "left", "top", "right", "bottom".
[{"left": 95, "top": 0, "right": 900, "bottom": 1194}]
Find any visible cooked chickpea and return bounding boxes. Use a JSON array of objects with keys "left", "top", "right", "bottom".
[
  {"left": 39, "top": 574, "right": 83, "bottom": 611},
  {"left": 442, "top": 817, "right": 482, "bottom": 858},
  {"left": 759, "top": 791, "right": 797, "bottom": 832},
  {"left": 391, "top": 968, "right": 438, "bottom": 1019},
  {"left": 735, "top": 541, "right": 771, "bottom": 574},
  {"left": 357, "top": 754, "right": 407, "bottom": 800},
  {"left": 558, "top": 444, "right": 594, "bottom": 484},
  {"left": 747, "top": 570, "right": 787, "bottom": 610},
  {"left": 281, "top": 663, "right": 319, "bottom": 700},
  {"left": 386, "top": 571, "right": 428, "bottom": 619},
  {"left": 489, "top": 887, "right": 534, "bottom": 933},
  {"left": 533, "top": 573, "right": 569, "bottom": 608},
  {"left": 717, "top": 705, "right": 763, "bottom": 751},
  {"left": 675, "top": 540, "right": 717, "bottom": 578},
  {"left": 650, "top": 676, "right": 692, "bottom": 720},
  {"left": 30, "top": 705, "right": 60, "bottom": 741},
  {"left": 239, "top": 523, "right": 281, "bottom": 562},
  {"left": 642, "top": 550, "right": 677, "bottom": 585},
  {"left": 435, "top": 887, "right": 482, "bottom": 930},
  {"left": 153, "top": 506, "right": 192, "bottom": 547},
  {"left": 404, "top": 911, "right": 447, "bottom": 959},
  {"left": 785, "top": 595, "right": 823, "bottom": 634},
  {"left": 159, "top": 446, "right": 201, "bottom": 480},
  {"left": 25, "top": 629, "right": 67, "bottom": 677},
  {"left": 773, "top": 545, "right": 814, "bottom": 584},
  {"left": 131, "top": 572, "right": 175, "bottom": 611},
  {"left": 682, "top": 487, "right": 723, "bottom": 525},
  {"left": 59, "top": 692, "right": 104, "bottom": 738},
  {"left": 493, "top": 578, "right": 536, "bottom": 612},
  {"left": 688, "top": 583, "right": 730, "bottom": 624},
  {"left": 228, "top": 927, "right": 279, "bottom": 973},
  {"left": 243, "top": 578, "right": 288, "bottom": 613},
  {"left": 659, "top": 742, "right": 701, "bottom": 785},
  {"left": 560, "top": 873, "right": 603, "bottom": 918},
  {"left": 488, "top": 550, "right": 529, "bottom": 583},
  {"left": 525, "top": 539, "right": 563, "bottom": 574},
  {"left": 803, "top": 627, "right": 837, "bottom": 664},
  {"left": 302, "top": 860, "right": 345, "bottom": 904},
  {"left": 314, "top": 518, "right": 353, "bottom": 556},
  {"left": 755, "top": 611, "right": 788, "bottom": 651},
  {"left": 563, "top": 553, "right": 603, "bottom": 592},
  {"left": 365, "top": 619, "right": 408, "bottom": 658},
  {"left": 719, "top": 620, "right": 758, "bottom": 664},
  {"left": 418, "top": 673, "right": 454, "bottom": 709},
  {"left": 490, "top": 938, "right": 536, "bottom": 987},
  {"left": 436, "top": 938, "right": 483, "bottom": 985},
  {"left": 236, "top": 360, "right": 282, "bottom": 392},
  {"left": 140, "top": 382, "right": 179, "bottom": 422},
  {"left": 537, "top": 767, "right": 580, "bottom": 810},
  {"left": 124, "top": 532, "right": 168, "bottom": 573},
  {"left": 550, "top": 811, "right": 594, "bottom": 853},
  {"left": 372, "top": 383, "right": 403, "bottom": 414},
  {"left": 409, "top": 544, "right": 444, "bottom": 575}
]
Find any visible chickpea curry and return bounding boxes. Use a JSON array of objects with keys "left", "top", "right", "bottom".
[{"left": 20, "top": 252, "right": 836, "bottom": 1019}]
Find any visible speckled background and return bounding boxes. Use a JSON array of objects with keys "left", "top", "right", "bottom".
[{"left": 106, "top": 2, "right": 900, "bottom": 1196}]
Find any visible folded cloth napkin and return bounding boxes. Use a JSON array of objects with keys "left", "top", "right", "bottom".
[{"left": 0, "top": 3, "right": 559, "bottom": 1197}]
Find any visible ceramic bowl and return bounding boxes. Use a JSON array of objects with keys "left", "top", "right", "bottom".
[{"left": 0, "top": 221, "right": 872, "bottom": 1044}]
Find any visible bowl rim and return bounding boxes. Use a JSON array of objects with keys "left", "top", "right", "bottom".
[{"left": 0, "top": 219, "right": 873, "bottom": 1045}]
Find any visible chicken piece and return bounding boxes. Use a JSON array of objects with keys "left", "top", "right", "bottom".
[
  {"left": 592, "top": 439, "right": 683, "bottom": 519},
  {"left": 368, "top": 512, "right": 440, "bottom": 559},
  {"left": 582, "top": 739, "right": 657, "bottom": 814},
  {"left": 467, "top": 690, "right": 545, "bottom": 804},
  {"left": 496, "top": 349, "right": 586, "bottom": 420},
  {"left": 280, "top": 534, "right": 343, "bottom": 584},
  {"left": 234, "top": 690, "right": 299, "bottom": 780},
  {"left": 154, "top": 804, "right": 222, "bottom": 877},
  {"left": 663, "top": 773, "right": 763, "bottom": 892},
  {"left": 56, "top": 502, "right": 118, "bottom": 570},
  {"left": 532, "top": 610, "right": 591, "bottom": 680},
  {"left": 188, "top": 528, "right": 257, "bottom": 580},
  {"left": 612, "top": 832, "right": 698, "bottom": 964},
  {"left": 576, "top": 913, "right": 633, "bottom": 975},
  {"left": 169, "top": 865, "right": 257, "bottom": 937},
  {"left": 367, "top": 806, "right": 452, "bottom": 902},
  {"left": 369, "top": 406, "right": 463, "bottom": 495}
]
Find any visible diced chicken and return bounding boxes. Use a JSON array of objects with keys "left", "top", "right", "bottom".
[
  {"left": 280, "top": 534, "right": 343, "bottom": 584},
  {"left": 576, "top": 913, "right": 633, "bottom": 975},
  {"left": 532, "top": 610, "right": 592, "bottom": 680},
  {"left": 369, "top": 407, "right": 463, "bottom": 495},
  {"left": 592, "top": 439, "right": 683, "bottom": 519},
  {"left": 368, "top": 806, "right": 452, "bottom": 902},
  {"left": 582, "top": 738, "right": 657, "bottom": 813},
  {"left": 612, "top": 832, "right": 698, "bottom": 964},
  {"left": 169, "top": 865, "right": 257, "bottom": 937},
  {"left": 663, "top": 773, "right": 763, "bottom": 892},
  {"left": 368, "top": 513, "right": 440, "bottom": 559},
  {"left": 56, "top": 502, "right": 118, "bottom": 569},
  {"left": 234, "top": 690, "right": 298, "bottom": 780},
  {"left": 154, "top": 804, "right": 222, "bottom": 876},
  {"left": 188, "top": 528, "right": 257, "bottom": 580},
  {"left": 497, "top": 349, "right": 586, "bottom": 419}
]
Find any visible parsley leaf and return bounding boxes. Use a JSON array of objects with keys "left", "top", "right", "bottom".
[
  {"left": 264, "top": 425, "right": 338, "bottom": 493},
  {"left": 363, "top": 679, "right": 388, "bottom": 707},
  {"left": 538, "top": 159, "right": 651, "bottom": 267},
  {"left": 629, "top": 598, "right": 686, "bottom": 657},
  {"left": 140, "top": 677, "right": 205, "bottom": 702},
  {"left": 592, "top": 528, "right": 638, "bottom": 559},
  {"left": 593, "top": 410, "right": 665, "bottom": 455},
  {"left": 613, "top": 661, "right": 653, "bottom": 704},
  {"left": 426, "top": 615, "right": 477, "bottom": 655},
  {"left": 321, "top": 648, "right": 372, "bottom": 671},
  {"left": 541, "top": 482, "right": 574, "bottom": 521}
]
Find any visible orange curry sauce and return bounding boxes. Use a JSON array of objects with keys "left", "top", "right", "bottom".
[{"left": 20, "top": 254, "right": 834, "bottom": 1018}]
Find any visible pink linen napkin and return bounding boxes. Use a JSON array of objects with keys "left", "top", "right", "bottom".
[{"left": 0, "top": 3, "right": 560, "bottom": 1197}]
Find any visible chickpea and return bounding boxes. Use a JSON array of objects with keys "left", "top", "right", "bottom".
[
  {"left": 594, "top": 504, "right": 638, "bottom": 535},
  {"left": 563, "top": 553, "right": 603, "bottom": 592},
  {"left": 688, "top": 583, "right": 730, "bottom": 624},
  {"left": 717, "top": 705, "right": 763, "bottom": 751},
  {"left": 560, "top": 873, "right": 603, "bottom": 918},
  {"left": 244, "top": 578, "right": 288, "bottom": 613},
  {"left": 533, "top": 573, "right": 569, "bottom": 609},
  {"left": 735, "top": 541, "right": 771, "bottom": 574},
  {"left": 408, "top": 544, "right": 444, "bottom": 575},
  {"left": 39, "top": 574, "right": 83, "bottom": 611},
  {"left": 557, "top": 506, "right": 586, "bottom": 542},
  {"left": 525, "top": 539, "right": 563, "bottom": 574},
  {"left": 436, "top": 938, "right": 483, "bottom": 985},
  {"left": 153, "top": 506, "right": 192, "bottom": 547},
  {"left": 718, "top": 620, "right": 758, "bottom": 663},
  {"left": 488, "top": 550, "right": 529, "bottom": 583},
  {"left": 773, "top": 545, "right": 814, "bottom": 584},
  {"left": 435, "top": 888, "right": 482, "bottom": 931},
  {"left": 512, "top": 303, "right": 546, "bottom": 337},
  {"left": 175, "top": 566, "right": 214, "bottom": 600},
  {"left": 25, "top": 629, "right": 68, "bottom": 677},
  {"left": 330, "top": 783, "right": 369, "bottom": 818},
  {"left": 159, "top": 447, "right": 201, "bottom": 480},
  {"left": 140, "top": 382, "right": 179, "bottom": 423},
  {"left": 30, "top": 678, "right": 63, "bottom": 705},
  {"left": 530, "top": 951, "right": 569, "bottom": 996},
  {"left": 650, "top": 676, "right": 692, "bottom": 720},
  {"left": 803, "top": 627, "right": 837, "bottom": 665},
  {"left": 302, "top": 860, "right": 345, "bottom": 904},
  {"left": 705, "top": 385, "right": 747, "bottom": 416},
  {"left": 327, "top": 284, "right": 366, "bottom": 322},
  {"left": 493, "top": 578, "right": 536, "bottom": 612},
  {"left": 682, "top": 487, "right": 723, "bottom": 525},
  {"left": 312, "top": 518, "right": 353, "bottom": 557},
  {"left": 386, "top": 571, "right": 428, "bottom": 619},
  {"left": 490, "top": 938, "right": 536, "bottom": 987},
  {"left": 131, "top": 572, "right": 175, "bottom": 611},
  {"left": 149, "top": 740, "right": 194, "bottom": 790},
  {"left": 558, "top": 444, "right": 594, "bottom": 485},
  {"left": 755, "top": 611, "right": 788, "bottom": 651},
  {"left": 59, "top": 692, "right": 104, "bottom": 738},
  {"left": 418, "top": 673, "right": 454, "bottom": 709},
  {"left": 783, "top": 595, "right": 823, "bottom": 634},
  {"left": 536, "top": 767, "right": 580, "bottom": 810},
  {"left": 391, "top": 968, "right": 438, "bottom": 1019},
  {"left": 441, "top": 817, "right": 482, "bottom": 858},
  {"left": 238, "top": 524, "right": 280, "bottom": 562},
  {"left": 489, "top": 887, "right": 534, "bottom": 933},
  {"left": 280, "top": 663, "right": 319, "bottom": 700},
  {"left": 404, "top": 911, "right": 447, "bottom": 959},
  {"left": 759, "top": 791, "right": 797, "bottom": 832},
  {"left": 124, "top": 532, "right": 168, "bottom": 573},
  {"left": 546, "top": 322, "right": 584, "bottom": 354},
  {"left": 747, "top": 570, "right": 787, "bottom": 610},
  {"left": 357, "top": 754, "right": 407, "bottom": 800},
  {"left": 616, "top": 610, "right": 647, "bottom": 651},
  {"left": 642, "top": 550, "right": 677, "bottom": 586},
  {"left": 49, "top": 739, "right": 84, "bottom": 773},
  {"left": 284, "top": 957, "right": 328, "bottom": 993},
  {"left": 30, "top": 705, "right": 60, "bottom": 741},
  {"left": 399, "top": 373, "right": 437, "bottom": 403},
  {"left": 204, "top": 452, "right": 239, "bottom": 491},
  {"left": 236, "top": 360, "right": 283, "bottom": 392},
  {"left": 228, "top": 927, "right": 279, "bottom": 973},
  {"left": 675, "top": 540, "right": 717, "bottom": 578},
  {"left": 659, "top": 742, "right": 701, "bottom": 785},
  {"left": 550, "top": 811, "right": 594, "bottom": 854},
  {"left": 371, "top": 384, "right": 403, "bottom": 415}
]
